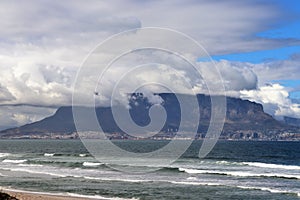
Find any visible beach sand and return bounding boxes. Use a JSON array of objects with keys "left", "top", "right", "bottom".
[{"left": 2, "top": 190, "right": 104, "bottom": 200}]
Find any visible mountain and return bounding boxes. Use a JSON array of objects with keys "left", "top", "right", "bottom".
[
  {"left": 284, "top": 116, "right": 300, "bottom": 127},
  {"left": 1, "top": 93, "right": 298, "bottom": 139}
]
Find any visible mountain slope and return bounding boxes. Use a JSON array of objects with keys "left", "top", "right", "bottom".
[
  {"left": 0, "top": 94, "right": 296, "bottom": 138},
  {"left": 284, "top": 116, "right": 300, "bottom": 127}
]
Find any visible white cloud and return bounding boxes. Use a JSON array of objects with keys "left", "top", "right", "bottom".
[
  {"left": 0, "top": 106, "right": 56, "bottom": 130},
  {"left": 126, "top": 0, "right": 298, "bottom": 54},
  {"left": 198, "top": 60, "right": 257, "bottom": 92},
  {"left": 0, "top": 0, "right": 299, "bottom": 129},
  {"left": 251, "top": 54, "right": 300, "bottom": 86},
  {"left": 212, "top": 58, "right": 300, "bottom": 119},
  {"left": 0, "top": 83, "right": 15, "bottom": 102},
  {"left": 241, "top": 83, "right": 300, "bottom": 118}
]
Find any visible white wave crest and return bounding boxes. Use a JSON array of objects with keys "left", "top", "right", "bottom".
[
  {"left": 179, "top": 168, "right": 206, "bottom": 174},
  {"left": 1, "top": 167, "right": 67, "bottom": 177},
  {"left": 67, "top": 192, "right": 140, "bottom": 200},
  {"left": 216, "top": 161, "right": 230, "bottom": 164},
  {"left": 0, "top": 172, "right": 6, "bottom": 177},
  {"left": 170, "top": 181, "right": 221, "bottom": 186},
  {"left": 0, "top": 187, "right": 139, "bottom": 200},
  {"left": 2, "top": 159, "right": 27, "bottom": 164},
  {"left": 243, "top": 162, "right": 300, "bottom": 170},
  {"left": 0, "top": 153, "right": 11, "bottom": 158},
  {"left": 18, "top": 164, "right": 43, "bottom": 167},
  {"left": 83, "top": 176, "right": 152, "bottom": 183},
  {"left": 83, "top": 162, "right": 102, "bottom": 167},
  {"left": 44, "top": 153, "right": 55, "bottom": 157},
  {"left": 187, "top": 177, "right": 198, "bottom": 181},
  {"left": 179, "top": 168, "right": 300, "bottom": 179},
  {"left": 221, "top": 171, "right": 300, "bottom": 179},
  {"left": 237, "top": 186, "right": 300, "bottom": 197}
]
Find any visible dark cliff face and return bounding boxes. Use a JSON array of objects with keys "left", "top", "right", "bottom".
[
  {"left": 223, "top": 97, "right": 283, "bottom": 133},
  {"left": 0, "top": 93, "right": 290, "bottom": 137}
]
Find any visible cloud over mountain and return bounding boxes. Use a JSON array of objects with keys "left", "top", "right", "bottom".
[{"left": 0, "top": 0, "right": 299, "bottom": 129}]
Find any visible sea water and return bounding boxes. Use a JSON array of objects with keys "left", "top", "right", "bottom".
[{"left": 0, "top": 140, "right": 299, "bottom": 199}]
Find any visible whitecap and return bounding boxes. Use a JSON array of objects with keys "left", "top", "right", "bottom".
[
  {"left": 2, "top": 159, "right": 27, "bottom": 164},
  {"left": 0, "top": 172, "right": 6, "bottom": 177},
  {"left": 0, "top": 187, "right": 139, "bottom": 200},
  {"left": 178, "top": 167, "right": 300, "bottom": 179},
  {"left": 187, "top": 177, "right": 198, "bottom": 181},
  {"left": 170, "top": 181, "right": 221, "bottom": 186},
  {"left": 44, "top": 153, "right": 55, "bottom": 157},
  {"left": 83, "top": 162, "right": 102, "bottom": 167},
  {"left": 216, "top": 161, "right": 230, "bottom": 165},
  {"left": 18, "top": 164, "right": 43, "bottom": 167},
  {"left": 1, "top": 167, "right": 67, "bottom": 177},
  {"left": 0, "top": 153, "right": 10, "bottom": 158},
  {"left": 83, "top": 176, "right": 151, "bottom": 183},
  {"left": 237, "top": 185, "right": 300, "bottom": 197},
  {"left": 179, "top": 168, "right": 204, "bottom": 174},
  {"left": 67, "top": 192, "right": 140, "bottom": 200},
  {"left": 243, "top": 162, "right": 300, "bottom": 170}
]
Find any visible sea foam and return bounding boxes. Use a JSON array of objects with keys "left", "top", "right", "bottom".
[
  {"left": 243, "top": 162, "right": 300, "bottom": 170},
  {"left": 237, "top": 185, "right": 300, "bottom": 197},
  {"left": 2, "top": 159, "right": 27, "bottom": 164},
  {"left": 0, "top": 153, "right": 11, "bottom": 158},
  {"left": 178, "top": 167, "right": 300, "bottom": 179},
  {"left": 44, "top": 153, "right": 55, "bottom": 157},
  {"left": 83, "top": 162, "right": 102, "bottom": 167}
]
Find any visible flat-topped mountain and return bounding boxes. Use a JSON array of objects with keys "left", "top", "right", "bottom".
[{"left": 1, "top": 94, "right": 298, "bottom": 139}]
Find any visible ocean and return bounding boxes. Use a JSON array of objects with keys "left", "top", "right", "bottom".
[{"left": 0, "top": 140, "right": 299, "bottom": 199}]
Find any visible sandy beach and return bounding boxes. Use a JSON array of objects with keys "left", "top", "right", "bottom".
[
  {"left": 1, "top": 189, "right": 106, "bottom": 200},
  {"left": 4, "top": 191, "right": 84, "bottom": 200}
]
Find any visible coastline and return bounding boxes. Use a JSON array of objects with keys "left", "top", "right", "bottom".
[{"left": 0, "top": 187, "right": 111, "bottom": 200}]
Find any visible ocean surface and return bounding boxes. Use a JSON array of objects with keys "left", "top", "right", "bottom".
[{"left": 0, "top": 140, "right": 299, "bottom": 199}]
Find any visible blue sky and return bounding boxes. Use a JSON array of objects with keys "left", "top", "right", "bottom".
[
  {"left": 208, "top": 0, "right": 300, "bottom": 63},
  {"left": 206, "top": 0, "right": 300, "bottom": 100},
  {"left": 208, "top": 46, "right": 300, "bottom": 63}
]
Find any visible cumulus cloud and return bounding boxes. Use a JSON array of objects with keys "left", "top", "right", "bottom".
[
  {"left": 0, "top": 62, "right": 74, "bottom": 107},
  {"left": 250, "top": 54, "right": 300, "bottom": 86},
  {"left": 0, "top": 83, "right": 15, "bottom": 102},
  {"left": 196, "top": 60, "right": 257, "bottom": 95},
  {"left": 0, "top": 106, "right": 56, "bottom": 130},
  {"left": 241, "top": 83, "right": 300, "bottom": 118},
  {"left": 0, "top": 0, "right": 299, "bottom": 129},
  {"left": 195, "top": 58, "right": 300, "bottom": 119}
]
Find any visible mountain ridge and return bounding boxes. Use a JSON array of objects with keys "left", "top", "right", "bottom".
[{"left": 1, "top": 93, "right": 299, "bottom": 140}]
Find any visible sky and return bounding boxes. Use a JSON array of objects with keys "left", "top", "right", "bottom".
[{"left": 0, "top": 0, "right": 300, "bottom": 130}]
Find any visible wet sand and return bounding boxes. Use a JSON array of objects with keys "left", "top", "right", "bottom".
[{"left": 2, "top": 189, "right": 105, "bottom": 200}]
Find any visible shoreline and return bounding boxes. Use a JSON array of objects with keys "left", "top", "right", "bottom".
[{"left": 0, "top": 187, "right": 113, "bottom": 200}]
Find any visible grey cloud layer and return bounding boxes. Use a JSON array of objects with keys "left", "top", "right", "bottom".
[{"left": 0, "top": 0, "right": 299, "bottom": 129}]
